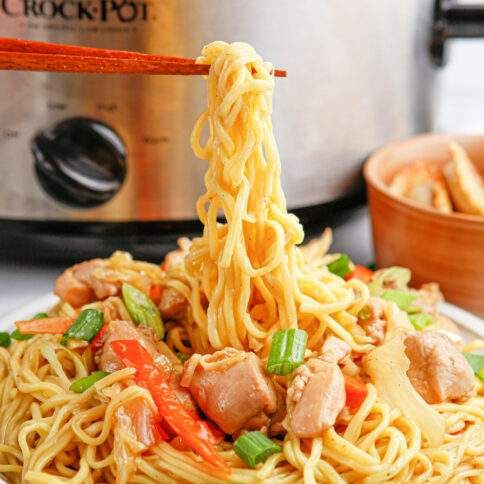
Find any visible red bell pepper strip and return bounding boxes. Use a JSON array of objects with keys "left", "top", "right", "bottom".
[
  {"left": 89, "top": 324, "right": 109, "bottom": 352},
  {"left": 344, "top": 374, "right": 368, "bottom": 411},
  {"left": 16, "top": 317, "right": 75, "bottom": 335},
  {"left": 345, "top": 265, "right": 374, "bottom": 284},
  {"left": 149, "top": 284, "right": 163, "bottom": 305},
  {"left": 110, "top": 340, "right": 230, "bottom": 477}
]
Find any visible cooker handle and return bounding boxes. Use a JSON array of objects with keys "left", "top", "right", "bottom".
[{"left": 431, "top": 0, "right": 484, "bottom": 66}]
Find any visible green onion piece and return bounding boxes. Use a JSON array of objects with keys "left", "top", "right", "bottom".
[
  {"left": 11, "top": 329, "right": 34, "bottom": 341},
  {"left": 177, "top": 352, "right": 189, "bottom": 363},
  {"left": 406, "top": 305, "right": 422, "bottom": 315},
  {"left": 463, "top": 353, "right": 484, "bottom": 381},
  {"left": 61, "top": 309, "right": 104, "bottom": 345},
  {"left": 234, "top": 431, "right": 281, "bottom": 468},
  {"left": 0, "top": 332, "right": 11, "bottom": 348},
  {"left": 33, "top": 312, "right": 49, "bottom": 319},
  {"left": 381, "top": 290, "right": 416, "bottom": 311},
  {"left": 367, "top": 262, "right": 377, "bottom": 271},
  {"left": 11, "top": 312, "right": 46, "bottom": 341},
  {"left": 408, "top": 313, "right": 434, "bottom": 330},
  {"left": 267, "top": 329, "right": 307, "bottom": 375},
  {"left": 122, "top": 283, "right": 164, "bottom": 339},
  {"left": 368, "top": 266, "right": 411, "bottom": 296},
  {"left": 69, "top": 371, "right": 110, "bottom": 393},
  {"left": 327, "top": 254, "right": 351, "bottom": 278}
]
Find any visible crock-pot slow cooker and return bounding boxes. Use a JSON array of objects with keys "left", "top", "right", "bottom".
[{"left": 0, "top": 0, "right": 483, "bottom": 261}]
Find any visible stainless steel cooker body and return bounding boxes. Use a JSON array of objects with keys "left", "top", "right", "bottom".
[{"left": 0, "top": 0, "right": 438, "bottom": 223}]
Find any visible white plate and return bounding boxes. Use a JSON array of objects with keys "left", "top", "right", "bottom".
[{"left": 0, "top": 295, "right": 482, "bottom": 484}]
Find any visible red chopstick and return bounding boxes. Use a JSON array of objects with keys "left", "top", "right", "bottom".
[{"left": 0, "top": 38, "right": 287, "bottom": 77}]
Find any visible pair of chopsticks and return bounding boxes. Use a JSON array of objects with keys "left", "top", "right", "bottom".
[{"left": 0, "top": 38, "right": 286, "bottom": 77}]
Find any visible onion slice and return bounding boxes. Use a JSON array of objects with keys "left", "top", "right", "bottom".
[{"left": 363, "top": 330, "right": 445, "bottom": 447}]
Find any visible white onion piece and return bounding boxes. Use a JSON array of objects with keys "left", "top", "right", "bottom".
[{"left": 363, "top": 331, "right": 445, "bottom": 447}]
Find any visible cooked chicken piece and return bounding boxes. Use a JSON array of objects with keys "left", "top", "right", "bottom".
[
  {"left": 358, "top": 297, "right": 387, "bottom": 344},
  {"left": 389, "top": 162, "right": 452, "bottom": 213},
  {"left": 443, "top": 142, "right": 484, "bottom": 216},
  {"left": 98, "top": 320, "right": 159, "bottom": 373},
  {"left": 54, "top": 259, "right": 119, "bottom": 307},
  {"left": 286, "top": 358, "right": 346, "bottom": 438},
  {"left": 159, "top": 287, "right": 188, "bottom": 320},
  {"left": 321, "top": 336, "right": 351, "bottom": 364},
  {"left": 405, "top": 331, "right": 475, "bottom": 404},
  {"left": 183, "top": 349, "right": 277, "bottom": 435},
  {"left": 162, "top": 237, "right": 191, "bottom": 271},
  {"left": 116, "top": 397, "right": 159, "bottom": 448}
]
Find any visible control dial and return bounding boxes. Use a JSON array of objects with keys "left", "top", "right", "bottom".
[{"left": 32, "top": 117, "right": 127, "bottom": 209}]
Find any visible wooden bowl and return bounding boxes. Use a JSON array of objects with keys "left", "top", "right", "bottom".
[{"left": 364, "top": 133, "right": 484, "bottom": 316}]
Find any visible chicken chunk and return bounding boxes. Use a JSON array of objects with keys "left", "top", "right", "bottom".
[
  {"left": 321, "top": 336, "right": 351, "bottom": 364},
  {"left": 358, "top": 297, "right": 387, "bottom": 344},
  {"left": 286, "top": 358, "right": 346, "bottom": 438},
  {"left": 182, "top": 349, "right": 277, "bottom": 435},
  {"left": 159, "top": 287, "right": 188, "bottom": 320},
  {"left": 116, "top": 397, "right": 159, "bottom": 448},
  {"left": 97, "top": 320, "right": 159, "bottom": 373},
  {"left": 405, "top": 331, "right": 475, "bottom": 404},
  {"left": 54, "top": 259, "right": 119, "bottom": 307}
]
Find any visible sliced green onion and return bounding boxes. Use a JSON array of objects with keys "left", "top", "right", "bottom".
[
  {"left": 234, "top": 431, "right": 281, "bottom": 468},
  {"left": 69, "top": 371, "right": 110, "bottom": 393},
  {"left": 406, "top": 305, "right": 422, "bottom": 315},
  {"left": 11, "top": 312, "right": 46, "bottom": 341},
  {"left": 367, "top": 262, "right": 377, "bottom": 271},
  {"left": 463, "top": 353, "right": 484, "bottom": 381},
  {"left": 327, "top": 254, "right": 351, "bottom": 278},
  {"left": 381, "top": 290, "right": 416, "bottom": 311},
  {"left": 267, "top": 329, "right": 307, "bottom": 375},
  {"left": 0, "top": 332, "right": 11, "bottom": 348},
  {"left": 368, "top": 266, "right": 411, "bottom": 296},
  {"left": 122, "top": 283, "right": 164, "bottom": 339},
  {"left": 33, "top": 312, "right": 49, "bottom": 319},
  {"left": 61, "top": 309, "right": 104, "bottom": 345},
  {"left": 177, "top": 352, "right": 189, "bottom": 363},
  {"left": 408, "top": 313, "right": 434, "bottom": 330},
  {"left": 11, "top": 329, "right": 34, "bottom": 341}
]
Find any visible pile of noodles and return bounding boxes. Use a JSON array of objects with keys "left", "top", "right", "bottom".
[{"left": 1, "top": 42, "right": 483, "bottom": 484}]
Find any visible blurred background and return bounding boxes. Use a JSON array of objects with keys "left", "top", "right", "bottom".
[{"left": 1, "top": 1, "right": 484, "bottom": 315}]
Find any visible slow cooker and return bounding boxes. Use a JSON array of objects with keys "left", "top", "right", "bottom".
[{"left": 0, "top": 0, "right": 483, "bottom": 261}]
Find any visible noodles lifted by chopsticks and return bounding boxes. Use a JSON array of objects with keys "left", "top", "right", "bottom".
[{"left": 167, "top": 41, "right": 370, "bottom": 355}]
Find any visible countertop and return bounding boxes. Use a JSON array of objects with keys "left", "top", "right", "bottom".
[{"left": 1, "top": 40, "right": 483, "bottom": 318}]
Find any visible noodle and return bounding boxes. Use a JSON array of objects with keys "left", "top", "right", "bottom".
[{"left": 0, "top": 41, "right": 483, "bottom": 483}]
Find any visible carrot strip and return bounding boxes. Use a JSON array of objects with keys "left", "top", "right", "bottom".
[{"left": 16, "top": 317, "right": 75, "bottom": 335}]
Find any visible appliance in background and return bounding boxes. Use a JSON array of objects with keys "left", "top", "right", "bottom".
[{"left": 0, "top": 0, "right": 483, "bottom": 261}]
